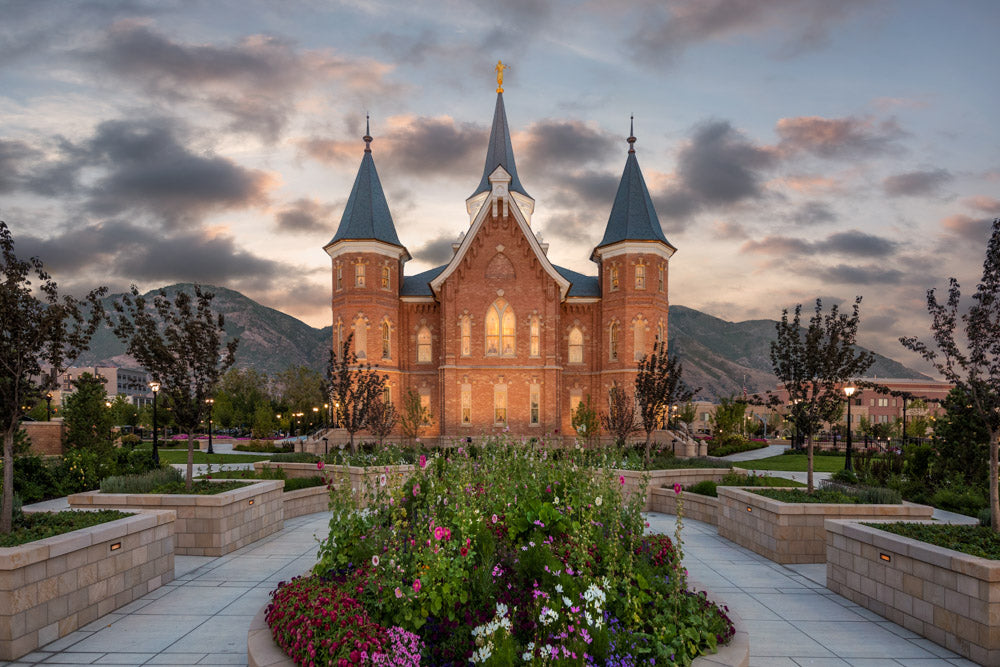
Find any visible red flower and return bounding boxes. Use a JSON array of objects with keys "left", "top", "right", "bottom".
[{"left": 460, "top": 546, "right": 469, "bottom": 557}]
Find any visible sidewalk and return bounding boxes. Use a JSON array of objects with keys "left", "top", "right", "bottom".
[{"left": 6, "top": 510, "right": 978, "bottom": 666}]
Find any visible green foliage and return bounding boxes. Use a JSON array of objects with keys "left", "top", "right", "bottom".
[
  {"left": 634, "top": 340, "right": 697, "bottom": 464},
  {"left": 747, "top": 453, "right": 848, "bottom": 472},
  {"left": 705, "top": 433, "right": 764, "bottom": 457},
  {"left": 62, "top": 373, "right": 112, "bottom": 453},
  {"left": 282, "top": 476, "right": 325, "bottom": 492},
  {"left": 119, "top": 433, "right": 141, "bottom": 448},
  {"left": 856, "top": 486, "right": 903, "bottom": 504},
  {"left": 0, "top": 509, "right": 131, "bottom": 548},
  {"left": 571, "top": 395, "right": 600, "bottom": 447},
  {"left": 397, "top": 388, "right": 431, "bottom": 444},
  {"left": 327, "top": 334, "right": 386, "bottom": 453},
  {"left": 711, "top": 396, "right": 746, "bottom": 437},
  {"left": 831, "top": 468, "right": 859, "bottom": 485},
  {"left": 754, "top": 487, "right": 900, "bottom": 504},
  {"left": 980, "top": 508, "right": 992, "bottom": 527},
  {"left": 677, "top": 401, "right": 698, "bottom": 427},
  {"left": 687, "top": 480, "right": 718, "bottom": 497},
  {"left": 269, "top": 452, "right": 321, "bottom": 463},
  {"left": 867, "top": 523, "right": 1000, "bottom": 560},
  {"left": 233, "top": 441, "right": 294, "bottom": 453},
  {"left": 251, "top": 404, "right": 277, "bottom": 439},
  {"left": 929, "top": 487, "right": 987, "bottom": 517},
  {"left": 931, "top": 387, "right": 989, "bottom": 490},
  {"left": 100, "top": 467, "right": 247, "bottom": 494},
  {"left": 217, "top": 367, "right": 273, "bottom": 435}
]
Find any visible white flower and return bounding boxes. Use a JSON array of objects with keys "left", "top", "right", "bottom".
[
  {"left": 595, "top": 496, "right": 603, "bottom": 506},
  {"left": 555, "top": 584, "right": 563, "bottom": 593},
  {"left": 562, "top": 596, "right": 572, "bottom": 607},
  {"left": 554, "top": 496, "right": 560, "bottom": 504},
  {"left": 371, "top": 555, "right": 379, "bottom": 567}
]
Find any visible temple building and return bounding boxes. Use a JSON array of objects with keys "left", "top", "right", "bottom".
[{"left": 323, "top": 77, "right": 676, "bottom": 441}]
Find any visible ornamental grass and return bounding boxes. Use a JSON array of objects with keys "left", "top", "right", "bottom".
[{"left": 267, "top": 435, "right": 734, "bottom": 665}]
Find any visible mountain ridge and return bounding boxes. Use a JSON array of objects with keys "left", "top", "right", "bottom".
[{"left": 75, "top": 284, "right": 929, "bottom": 399}]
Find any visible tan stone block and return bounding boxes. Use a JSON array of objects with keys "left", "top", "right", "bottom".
[
  {"left": 893, "top": 589, "right": 913, "bottom": 616},
  {"left": 77, "top": 604, "right": 98, "bottom": 628},
  {"left": 49, "top": 530, "right": 94, "bottom": 559},
  {"left": 933, "top": 606, "right": 957, "bottom": 634},
  {"left": 25, "top": 602, "right": 47, "bottom": 633},
  {"left": 96, "top": 597, "right": 116, "bottom": 618},
  {"left": 924, "top": 581, "right": 946, "bottom": 607},
  {"left": 4, "top": 631, "right": 40, "bottom": 661},
  {"left": 944, "top": 588, "right": 971, "bottom": 618},
  {"left": 46, "top": 593, "right": 68, "bottom": 626},
  {"left": 11, "top": 583, "right": 38, "bottom": 614}
]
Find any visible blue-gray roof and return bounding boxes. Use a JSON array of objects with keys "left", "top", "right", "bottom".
[
  {"left": 401, "top": 263, "right": 599, "bottom": 298},
  {"left": 470, "top": 93, "right": 529, "bottom": 199},
  {"left": 327, "top": 150, "right": 403, "bottom": 248},
  {"left": 554, "top": 265, "right": 600, "bottom": 297},
  {"left": 595, "top": 149, "right": 673, "bottom": 250},
  {"left": 400, "top": 265, "right": 447, "bottom": 296}
]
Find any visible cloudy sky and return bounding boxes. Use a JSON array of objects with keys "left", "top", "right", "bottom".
[{"left": 2, "top": 0, "right": 998, "bottom": 374}]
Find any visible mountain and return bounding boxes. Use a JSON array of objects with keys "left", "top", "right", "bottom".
[
  {"left": 667, "top": 305, "right": 929, "bottom": 399},
  {"left": 77, "top": 285, "right": 929, "bottom": 398}
]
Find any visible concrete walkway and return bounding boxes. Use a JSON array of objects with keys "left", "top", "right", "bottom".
[
  {"left": 5, "top": 509, "right": 980, "bottom": 666},
  {"left": 722, "top": 443, "right": 788, "bottom": 462}
]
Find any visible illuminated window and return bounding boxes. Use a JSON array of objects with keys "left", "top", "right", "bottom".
[
  {"left": 381, "top": 266, "right": 390, "bottom": 289},
  {"left": 420, "top": 390, "right": 431, "bottom": 424},
  {"left": 382, "top": 386, "right": 391, "bottom": 403},
  {"left": 494, "top": 385, "right": 507, "bottom": 425},
  {"left": 355, "top": 263, "right": 365, "bottom": 287},
  {"left": 529, "top": 318, "right": 540, "bottom": 357},
  {"left": 568, "top": 327, "right": 583, "bottom": 364},
  {"left": 635, "top": 264, "right": 645, "bottom": 289},
  {"left": 381, "top": 321, "right": 391, "bottom": 359},
  {"left": 460, "top": 317, "right": 471, "bottom": 357},
  {"left": 657, "top": 322, "right": 665, "bottom": 344},
  {"left": 877, "top": 398, "right": 889, "bottom": 407},
  {"left": 658, "top": 265, "right": 664, "bottom": 292},
  {"left": 485, "top": 299, "right": 515, "bottom": 357},
  {"left": 530, "top": 384, "right": 540, "bottom": 425},
  {"left": 609, "top": 322, "right": 619, "bottom": 361},
  {"left": 417, "top": 327, "right": 432, "bottom": 363},
  {"left": 354, "top": 318, "right": 367, "bottom": 359},
  {"left": 336, "top": 265, "right": 343, "bottom": 290},
  {"left": 461, "top": 384, "right": 472, "bottom": 425},
  {"left": 609, "top": 266, "right": 619, "bottom": 291},
  {"left": 634, "top": 320, "right": 646, "bottom": 361}
]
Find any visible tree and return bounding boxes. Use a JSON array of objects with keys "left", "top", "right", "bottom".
[
  {"left": 901, "top": 218, "right": 1000, "bottom": 531},
  {"left": 328, "top": 334, "right": 385, "bottom": 453},
  {"left": 600, "top": 385, "right": 638, "bottom": 448},
  {"left": 398, "top": 388, "right": 432, "bottom": 445},
  {"left": 113, "top": 285, "right": 238, "bottom": 488},
  {"left": 634, "top": 341, "right": 697, "bottom": 464},
  {"left": 275, "top": 365, "right": 325, "bottom": 431},
  {"left": 108, "top": 393, "right": 139, "bottom": 430},
  {"left": 63, "top": 373, "right": 112, "bottom": 452},
  {"left": 931, "top": 387, "right": 989, "bottom": 491},
  {"left": 0, "top": 221, "right": 106, "bottom": 533},
  {"left": 366, "top": 394, "right": 397, "bottom": 445},
  {"left": 571, "top": 395, "right": 600, "bottom": 448},
  {"left": 217, "top": 367, "right": 271, "bottom": 434},
  {"left": 677, "top": 402, "right": 698, "bottom": 429},
  {"left": 770, "top": 297, "right": 876, "bottom": 491},
  {"left": 251, "top": 403, "right": 277, "bottom": 439},
  {"left": 711, "top": 395, "right": 747, "bottom": 438}
]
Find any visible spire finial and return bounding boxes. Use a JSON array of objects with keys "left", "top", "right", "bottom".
[
  {"left": 495, "top": 60, "right": 509, "bottom": 93},
  {"left": 627, "top": 115, "right": 636, "bottom": 154},
  {"left": 363, "top": 114, "right": 372, "bottom": 153}
]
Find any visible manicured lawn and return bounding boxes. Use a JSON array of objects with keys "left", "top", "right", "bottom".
[
  {"left": 156, "top": 450, "right": 272, "bottom": 464},
  {"left": 742, "top": 453, "right": 846, "bottom": 472}
]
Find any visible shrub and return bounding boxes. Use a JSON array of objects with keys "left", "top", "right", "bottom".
[
  {"left": 706, "top": 434, "right": 766, "bottom": 457},
  {"left": 283, "top": 476, "right": 325, "bottom": 492},
  {"left": 687, "top": 480, "right": 718, "bottom": 497},
  {"left": 866, "top": 522, "right": 1000, "bottom": 560},
  {"left": 101, "top": 467, "right": 183, "bottom": 493},
  {"left": 980, "top": 508, "right": 992, "bottom": 527},
  {"left": 234, "top": 441, "right": 294, "bottom": 453},
  {"left": 856, "top": 486, "right": 902, "bottom": 505},
  {"left": 269, "top": 452, "right": 321, "bottom": 463},
  {"left": 0, "top": 509, "right": 132, "bottom": 548},
  {"left": 929, "top": 487, "right": 987, "bottom": 517},
  {"left": 119, "top": 433, "right": 142, "bottom": 448},
  {"left": 831, "top": 468, "right": 859, "bottom": 485}
]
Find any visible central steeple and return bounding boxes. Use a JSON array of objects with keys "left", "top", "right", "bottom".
[{"left": 470, "top": 91, "right": 529, "bottom": 200}]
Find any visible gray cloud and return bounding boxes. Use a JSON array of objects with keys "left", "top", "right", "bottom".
[
  {"left": 712, "top": 220, "right": 750, "bottom": 240},
  {"left": 820, "top": 264, "right": 904, "bottom": 284},
  {"left": 547, "top": 170, "right": 619, "bottom": 211},
  {"left": 521, "top": 120, "right": 618, "bottom": 169},
  {"left": 789, "top": 200, "right": 837, "bottom": 226},
  {"left": 776, "top": 115, "right": 905, "bottom": 159},
  {"left": 0, "top": 139, "right": 39, "bottom": 193},
  {"left": 962, "top": 196, "right": 1000, "bottom": 214},
  {"left": 941, "top": 214, "right": 993, "bottom": 245},
  {"left": 741, "top": 229, "right": 896, "bottom": 257},
  {"left": 412, "top": 230, "right": 460, "bottom": 266},
  {"left": 276, "top": 198, "right": 337, "bottom": 234},
  {"left": 627, "top": 0, "right": 876, "bottom": 65},
  {"left": 882, "top": 168, "right": 952, "bottom": 197}
]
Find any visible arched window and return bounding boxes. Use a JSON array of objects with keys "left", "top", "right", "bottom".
[
  {"left": 354, "top": 318, "right": 367, "bottom": 359},
  {"left": 657, "top": 321, "right": 665, "bottom": 345},
  {"left": 635, "top": 264, "right": 645, "bottom": 289},
  {"left": 381, "top": 266, "right": 390, "bottom": 289},
  {"left": 336, "top": 265, "right": 343, "bottom": 290},
  {"left": 417, "top": 327, "right": 432, "bottom": 363},
  {"left": 609, "top": 322, "right": 619, "bottom": 362},
  {"left": 658, "top": 265, "right": 665, "bottom": 292},
  {"left": 485, "top": 299, "right": 515, "bottom": 356},
  {"left": 568, "top": 327, "right": 583, "bottom": 364},
  {"left": 355, "top": 263, "right": 365, "bottom": 287},
  {"left": 529, "top": 317, "right": 540, "bottom": 357},
  {"left": 460, "top": 317, "right": 471, "bottom": 357},
  {"left": 609, "top": 266, "right": 619, "bottom": 291},
  {"left": 633, "top": 319, "right": 646, "bottom": 361},
  {"left": 335, "top": 320, "right": 344, "bottom": 359},
  {"left": 381, "top": 321, "right": 391, "bottom": 359}
]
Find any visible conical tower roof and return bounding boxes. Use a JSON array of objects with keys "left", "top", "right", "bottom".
[
  {"left": 327, "top": 121, "right": 404, "bottom": 249},
  {"left": 594, "top": 122, "right": 673, "bottom": 253},
  {"left": 470, "top": 92, "right": 529, "bottom": 199}
]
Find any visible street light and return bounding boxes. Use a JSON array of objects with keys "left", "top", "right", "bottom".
[
  {"left": 334, "top": 402, "right": 340, "bottom": 428},
  {"left": 149, "top": 381, "right": 161, "bottom": 465},
  {"left": 45, "top": 392, "right": 53, "bottom": 421},
  {"left": 105, "top": 400, "right": 113, "bottom": 444},
  {"left": 312, "top": 406, "right": 319, "bottom": 431},
  {"left": 323, "top": 403, "right": 329, "bottom": 429},
  {"left": 205, "top": 397, "right": 215, "bottom": 454},
  {"left": 276, "top": 414, "right": 282, "bottom": 438},
  {"left": 844, "top": 382, "right": 856, "bottom": 472}
]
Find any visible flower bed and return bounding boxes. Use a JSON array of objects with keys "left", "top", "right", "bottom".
[
  {"left": 717, "top": 487, "right": 934, "bottom": 564},
  {"left": 262, "top": 439, "right": 737, "bottom": 665},
  {"left": 254, "top": 461, "right": 414, "bottom": 508},
  {"left": 826, "top": 519, "right": 1000, "bottom": 665},
  {"left": 0, "top": 509, "right": 174, "bottom": 661},
  {"left": 67, "top": 480, "right": 284, "bottom": 556}
]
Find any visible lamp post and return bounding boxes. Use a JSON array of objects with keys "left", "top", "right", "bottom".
[
  {"left": 323, "top": 403, "right": 329, "bottom": 429},
  {"left": 205, "top": 397, "right": 215, "bottom": 454},
  {"left": 334, "top": 402, "right": 340, "bottom": 428},
  {"left": 105, "top": 400, "right": 113, "bottom": 444},
  {"left": 312, "top": 406, "right": 319, "bottom": 431},
  {"left": 149, "top": 381, "right": 160, "bottom": 465},
  {"left": 844, "top": 382, "right": 856, "bottom": 472},
  {"left": 45, "top": 392, "right": 53, "bottom": 421},
  {"left": 276, "top": 414, "right": 282, "bottom": 438}
]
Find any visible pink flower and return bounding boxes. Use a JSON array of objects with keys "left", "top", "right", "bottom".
[
  {"left": 491, "top": 514, "right": 498, "bottom": 524},
  {"left": 619, "top": 475, "right": 625, "bottom": 485},
  {"left": 317, "top": 461, "right": 325, "bottom": 470},
  {"left": 418, "top": 454, "right": 427, "bottom": 469},
  {"left": 673, "top": 483, "right": 682, "bottom": 494},
  {"left": 460, "top": 546, "right": 468, "bottom": 557},
  {"left": 413, "top": 579, "right": 421, "bottom": 592},
  {"left": 395, "top": 587, "right": 402, "bottom": 598},
  {"left": 434, "top": 526, "right": 446, "bottom": 541},
  {"left": 413, "top": 484, "right": 420, "bottom": 496}
]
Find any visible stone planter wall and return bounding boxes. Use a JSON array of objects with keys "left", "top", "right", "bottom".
[
  {"left": 68, "top": 480, "right": 284, "bottom": 557},
  {"left": 256, "top": 462, "right": 414, "bottom": 507},
  {"left": 0, "top": 510, "right": 175, "bottom": 661},
  {"left": 826, "top": 520, "right": 1000, "bottom": 665},
  {"left": 615, "top": 467, "right": 742, "bottom": 510},
  {"left": 717, "top": 487, "right": 934, "bottom": 564},
  {"left": 651, "top": 488, "right": 720, "bottom": 526},
  {"left": 282, "top": 486, "right": 330, "bottom": 519}
]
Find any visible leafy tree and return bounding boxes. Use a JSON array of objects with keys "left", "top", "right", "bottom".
[
  {"left": 711, "top": 396, "right": 747, "bottom": 438},
  {"left": 275, "top": 365, "right": 325, "bottom": 431},
  {"left": 676, "top": 402, "right": 697, "bottom": 428},
  {"left": 634, "top": 340, "right": 697, "bottom": 465},
  {"left": 600, "top": 385, "right": 638, "bottom": 449},
  {"left": 328, "top": 334, "right": 385, "bottom": 453},
  {"left": 63, "top": 373, "right": 112, "bottom": 452},
  {"left": 0, "top": 221, "right": 106, "bottom": 533},
  {"left": 931, "top": 387, "right": 989, "bottom": 490},
  {"left": 211, "top": 391, "right": 236, "bottom": 431},
  {"left": 217, "top": 367, "right": 272, "bottom": 433},
  {"left": 252, "top": 403, "right": 277, "bottom": 439},
  {"left": 113, "top": 285, "right": 238, "bottom": 487},
  {"left": 571, "top": 395, "right": 600, "bottom": 448},
  {"left": 901, "top": 218, "right": 1000, "bottom": 530},
  {"left": 398, "top": 388, "right": 432, "bottom": 445},
  {"left": 366, "top": 395, "right": 397, "bottom": 445},
  {"left": 108, "top": 393, "right": 138, "bottom": 429},
  {"left": 769, "top": 297, "right": 876, "bottom": 490}
]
